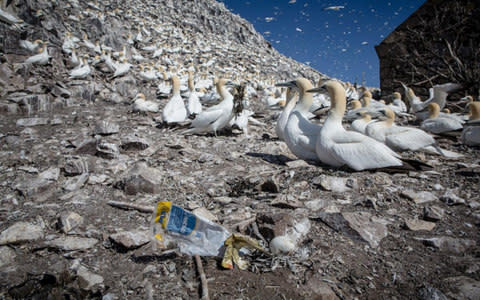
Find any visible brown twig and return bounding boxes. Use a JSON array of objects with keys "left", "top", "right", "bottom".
[
  {"left": 194, "top": 255, "right": 210, "bottom": 300},
  {"left": 107, "top": 200, "right": 154, "bottom": 213}
]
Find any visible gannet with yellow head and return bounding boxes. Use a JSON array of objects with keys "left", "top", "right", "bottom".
[
  {"left": 309, "top": 81, "right": 402, "bottom": 170},
  {"left": 183, "top": 78, "right": 235, "bottom": 135},
  {"left": 420, "top": 103, "right": 464, "bottom": 134},
  {"left": 162, "top": 75, "right": 187, "bottom": 124},
  {"left": 276, "top": 78, "right": 321, "bottom": 161},
  {"left": 461, "top": 102, "right": 480, "bottom": 146},
  {"left": 275, "top": 87, "right": 298, "bottom": 141},
  {"left": 186, "top": 70, "right": 202, "bottom": 116},
  {"left": 25, "top": 41, "right": 50, "bottom": 65}
]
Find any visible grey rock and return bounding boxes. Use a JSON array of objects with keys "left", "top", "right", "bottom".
[
  {"left": 58, "top": 212, "right": 84, "bottom": 233},
  {"left": 423, "top": 206, "right": 445, "bottom": 222},
  {"left": 75, "top": 138, "right": 98, "bottom": 155},
  {"left": 121, "top": 134, "right": 150, "bottom": 151},
  {"left": 304, "top": 199, "right": 328, "bottom": 211},
  {"left": 316, "top": 211, "right": 388, "bottom": 248},
  {"left": 0, "top": 222, "right": 44, "bottom": 245},
  {"left": 193, "top": 207, "right": 218, "bottom": 222},
  {"left": 0, "top": 246, "right": 16, "bottom": 267},
  {"left": 46, "top": 236, "right": 98, "bottom": 251},
  {"left": 285, "top": 159, "right": 310, "bottom": 168},
  {"left": 404, "top": 219, "right": 436, "bottom": 231},
  {"left": 94, "top": 120, "right": 120, "bottom": 135},
  {"left": 421, "top": 237, "right": 476, "bottom": 254},
  {"left": 418, "top": 285, "right": 448, "bottom": 300},
  {"left": 443, "top": 276, "right": 480, "bottom": 300},
  {"left": 305, "top": 276, "right": 339, "bottom": 300},
  {"left": 116, "top": 162, "right": 163, "bottom": 195},
  {"left": 109, "top": 230, "right": 150, "bottom": 250},
  {"left": 63, "top": 173, "right": 89, "bottom": 191},
  {"left": 96, "top": 141, "right": 120, "bottom": 159},
  {"left": 440, "top": 189, "right": 466, "bottom": 206},
  {"left": 313, "top": 175, "right": 358, "bottom": 193},
  {"left": 401, "top": 190, "right": 438, "bottom": 204},
  {"left": 39, "top": 167, "right": 60, "bottom": 181},
  {"left": 16, "top": 117, "right": 49, "bottom": 127},
  {"left": 51, "top": 84, "right": 71, "bottom": 98},
  {"left": 64, "top": 156, "right": 90, "bottom": 176},
  {"left": 15, "top": 177, "right": 54, "bottom": 197},
  {"left": 77, "top": 265, "right": 104, "bottom": 291}
]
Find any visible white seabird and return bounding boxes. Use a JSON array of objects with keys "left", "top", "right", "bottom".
[
  {"left": 420, "top": 103, "right": 464, "bottom": 134},
  {"left": 276, "top": 78, "right": 321, "bottom": 161},
  {"left": 275, "top": 87, "right": 298, "bottom": 141},
  {"left": 183, "top": 78, "right": 235, "bottom": 136},
  {"left": 461, "top": 102, "right": 480, "bottom": 146},
  {"left": 162, "top": 75, "right": 187, "bottom": 124},
  {"left": 186, "top": 70, "right": 202, "bottom": 116},
  {"left": 309, "top": 81, "right": 402, "bottom": 171}
]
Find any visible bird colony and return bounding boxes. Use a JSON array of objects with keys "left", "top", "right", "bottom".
[{"left": 0, "top": 0, "right": 479, "bottom": 299}]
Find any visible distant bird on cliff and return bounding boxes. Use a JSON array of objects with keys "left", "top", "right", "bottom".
[{"left": 25, "top": 42, "right": 50, "bottom": 65}]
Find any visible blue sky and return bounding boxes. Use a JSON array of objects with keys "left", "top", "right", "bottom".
[{"left": 219, "top": 0, "right": 425, "bottom": 87}]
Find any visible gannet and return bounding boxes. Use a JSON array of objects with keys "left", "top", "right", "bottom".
[
  {"left": 82, "top": 33, "right": 97, "bottom": 51},
  {"left": 401, "top": 82, "right": 462, "bottom": 118},
  {"left": 420, "top": 103, "right": 463, "bottom": 134},
  {"left": 132, "top": 93, "right": 159, "bottom": 113},
  {"left": 162, "top": 75, "right": 187, "bottom": 124},
  {"left": 62, "top": 32, "right": 79, "bottom": 54},
  {"left": 69, "top": 49, "right": 80, "bottom": 68},
  {"left": 20, "top": 39, "right": 42, "bottom": 52},
  {"left": 112, "top": 58, "right": 131, "bottom": 78},
  {"left": 309, "top": 81, "right": 402, "bottom": 171},
  {"left": 25, "top": 42, "right": 50, "bottom": 65},
  {"left": 461, "top": 102, "right": 480, "bottom": 146},
  {"left": 183, "top": 78, "right": 235, "bottom": 135},
  {"left": 389, "top": 92, "right": 407, "bottom": 113},
  {"left": 69, "top": 56, "right": 91, "bottom": 79},
  {"left": 138, "top": 65, "right": 157, "bottom": 81},
  {"left": 186, "top": 70, "right": 202, "bottom": 116},
  {"left": 275, "top": 87, "right": 298, "bottom": 141},
  {"left": 0, "top": 2, "right": 22, "bottom": 24},
  {"left": 276, "top": 78, "right": 321, "bottom": 161},
  {"left": 350, "top": 111, "right": 374, "bottom": 135}
]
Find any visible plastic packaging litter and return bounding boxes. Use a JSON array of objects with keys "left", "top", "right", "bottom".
[
  {"left": 151, "top": 201, "right": 230, "bottom": 257},
  {"left": 269, "top": 217, "right": 311, "bottom": 255},
  {"left": 222, "top": 233, "right": 267, "bottom": 270}
]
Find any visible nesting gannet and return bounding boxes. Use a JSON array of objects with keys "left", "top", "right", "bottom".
[
  {"left": 162, "top": 75, "right": 187, "bottom": 124},
  {"left": 0, "top": 2, "right": 22, "bottom": 24},
  {"left": 132, "top": 93, "right": 159, "bottom": 113},
  {"left": 69, "top": 56, "right": 91, "bottom": 79},
  {"left": 62, "top": 32, "right": 79, "bottom": 54},
  {"left": 138, "top": 65, "right": 157, "bottom": 81},
  {"left": 275, "top": 87, "right": 298, "bottom": 141},
  {"left": 461, "top": 102, "right": 480, "bottom": 146},
  {"left": 350, "top": 111, "right": 374, "bottom": 135},
  {"left": 112, "top": 58, "right": 131, "bottom": 78},
  {"left": 186, "top": 70, "right": 202, "bottom": 116},
  {"left": 183, "top": 78, "right": 235, "bottom": 136},
  {"left": 20, "top": 39, "right": 42, "bottom": 52},
  {"left": 420, "top": 103, "right": 463, "bottom": 134},
  {"left": 309, "top": 81, "right": 402, "bottom": 171},
  {"left": 69, "top": 48, "right": 80, "bottom": 68},
  {"left": 276, "top": 78, "right": 321, "bottom": 161},
  {"left": 389, "top": 92, "right": 407, "bottom": 113},
  {"left": 25, "top": 42, "right": 50, "bottom": 65}
]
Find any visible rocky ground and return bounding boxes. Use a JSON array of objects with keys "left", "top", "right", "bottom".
[{"left": 1, "top": 0, "right": 480, "bottom": 299}]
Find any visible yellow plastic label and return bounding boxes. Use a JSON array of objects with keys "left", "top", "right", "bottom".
[{"left": 154, "top": 201, "right": 172, "bottom": 229}]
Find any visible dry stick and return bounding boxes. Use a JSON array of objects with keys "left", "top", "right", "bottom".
[
  {"left": 194, "top": 254, "right": 210, "bottom": 300},
  {"left": 107, "top": 200, "right": 154, "bottom": 213}
]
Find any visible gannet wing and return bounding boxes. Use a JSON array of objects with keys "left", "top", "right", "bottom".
[
  {"left": 386, "top": 127, "right": 434, "bottom": 151},
  {"left": 331, "top": 132, "right": 402, "bottom": 171},
  {"left": 190, "top": 108, "right": 223, "bottom": 128}
]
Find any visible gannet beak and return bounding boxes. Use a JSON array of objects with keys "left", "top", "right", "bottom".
[
  {"left": 306, "top": 86, "right": 326, "bottom": 93},
  {"left": 275, "top": 80, "right": 296, "bottom": 88}
]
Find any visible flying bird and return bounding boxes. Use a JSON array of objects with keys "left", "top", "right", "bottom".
[{"left": 324, "top": 6, "right": 345, "bottom": 11}]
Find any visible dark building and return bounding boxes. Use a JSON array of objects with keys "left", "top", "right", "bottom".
[{"left": 375, "top": 0, "right": 480, "bottom": 99}]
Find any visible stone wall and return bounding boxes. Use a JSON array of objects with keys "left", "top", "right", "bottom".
[{"left": 375, "top": 0, "right": 480, "bottom": 99}]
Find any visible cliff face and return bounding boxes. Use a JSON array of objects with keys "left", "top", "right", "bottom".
[
  {"left": 0, "top": 0, "right": 321, "bottom": 84},
  {"left": 375, "top": 0, "right": 480, "bottom": 98}
]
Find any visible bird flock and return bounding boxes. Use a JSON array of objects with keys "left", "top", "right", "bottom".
[{"left": 4, "top": 0, "right": 480, "bottom": 173}]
